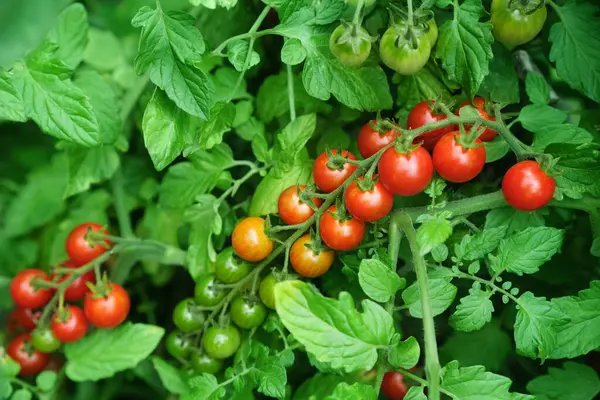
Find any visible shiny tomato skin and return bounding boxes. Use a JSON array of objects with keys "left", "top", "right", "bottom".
[
  {"left": 433, "top": 132, "right": 486, "bottom": 183},
  {"left": 319, "top": 206, "right": 366, "bottom": 251},
  {"left": 357, "top": 120, "right": 399, "bottom": 159},
  {"left": 381, "top": 371, "right": 409, "bottom": 400},
  {"left": 378, "top": 146, "right": 434, "bottom": 196},
  {"left": 10, "top": 269, "right": 53, "bottom": 309},
  {"left": 202, "top": 325, "right": 241, "bottom": 360},
  {"left": 7, "top": 333, "right": 50, "bottom": 376},
  {"left": 313, "top": 149, "right": 358, "bottom": 193},
  {"left": 456, "top": 97, "right": 497, "bottom": 141},
  {"left": 232, "top": 217, "right": 274, "bottom": 262},
  {"left": 84, "top": 283, "right": 130, "bottom": 329},
  {"left": 408, "top": 100, "right": 455, "bottom": 150},
  {"left": 278, "top": 185, "right": 323, "bottom": 225},
  {"left": 230, "top": 297, "right": 267, "bottom": 330},
  {"left": 65, "top": 223, "right": 112, "bottom": 265},
  {"left": 259, "top": 273, "right": 278, "bottom": 309},
  {"left": 13, "top": 307, "right": 42, "bottom": 331},
  {"left": 62, "top": 270, "right": 95, "bottom": 302},
  {"left": 491, "top": 0, "right": 547, "bottom": 50},
  {"left": 290, "top": 234, "right": 334, "bottom": 278},
  {"left": 502, "top": 160, "right": 555, "bottom": 211},
  {"left": 31, "top": 328, "right": 61, "bottom": 353},
  {"left": 344, "top": 177, "right": 394, "bottom": 222},
  {"left": 51, "top": 305, "right": 88, "bottom": 343},
  {"left": 379, "top": 25, "right": 431, "bottom": 75},
  {"left": 329, "top": 24, "right": 371, "bottom": 67}
]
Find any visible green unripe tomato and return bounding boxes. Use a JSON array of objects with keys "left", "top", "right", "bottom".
[
  {"left": 259, "top": 273, "right": 278, "bottom": 310},
  {"left": 379, "top": 25, "right": 431, "bottom": 75},
  {"left": 31, "top": 328, "right": 61, "bottom": 353},
  {"left": 166, "top": 331, "right": 192, "bottom": 359},
  {"left": 202, "top": 325, "right": 241, "bottom": 359},
  {"left": 214, "top": 247, "right": 251, "bottom": 284},
  {"left": 425, "top": 18, "right": 438, "bottom": 46},
  {"left": 173, "top": 298, "right": 205, "bottom": 333},
  {"left": 491, "top": 0, "right": 547, "bottom": 50},
  {"left": 194, "top": 274, "right": 227, "bottom": 307},
  {"left": 230, "top": 297, "right": 267, "bottom": 330},
  {"left": 190, "top": 351, "right": 224, "bottom": 374},
  {"left": 329, "top": 24, "right": 372, "bottom": 67}
]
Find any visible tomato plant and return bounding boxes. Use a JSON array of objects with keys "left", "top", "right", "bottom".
[{"left": 2, "top": 0, "right": 600, "bottom": 399}]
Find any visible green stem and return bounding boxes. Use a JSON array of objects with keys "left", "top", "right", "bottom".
[
  {"left": 111, "top": 168, "right": 134, "bottom": 239},
  {"left": 287, "top": 64, "right": 296, "bottom": 121},
  {"left": 393, "top": 213, "right": 440, "bottom": 400},
  {"left": 10, "top": 378, "right": 39, "bottom": 393},
  {"left": 407, "top": 0, "right": 414, "bottom": 25},
  {"left": 212, "top": 6, "right": 271, "bottom": 54},
  {"left": 396, "top": 368, "right": 458, "bottom": 399},
  {"left": 352, "top": 0, "right": 364, "bottom": 25}
]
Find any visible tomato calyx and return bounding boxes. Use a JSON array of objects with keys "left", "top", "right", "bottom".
[
  {"left": 84, "top": 225, "right": 112, "bottom": 251},
  {"left": 85, "top": 274, "right": 113, "bottom": 299},
  {"left": 305, "top": 229, "right": 329, "bottom": 255},
  {"left": 332, "top": 21, "right": 376, "bottom": 56},
  {"left": 296, "top": 184, "right": 321, "bottom": 212},
  {"left": 507, "top": 0, "right": 545, "bottom": 14},
  {"left": 454, "top": 123, "right": 485, "bottom": 149},
  {"left": 325, "top": 147, "right": 357, "bottom": 170}
]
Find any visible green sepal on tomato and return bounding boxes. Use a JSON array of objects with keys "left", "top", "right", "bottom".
[
  {"left": 456, "top": 97, "right": 497, "bottom": 141},
  {"left": 329, "top": 23, "right": 372, "bottom": 68},
  {"left": 378, "top": 145, "right": 434, "bottom": 196},
  {"left": 84, "top": 282, "right": 130, "bottom": 329},
  {"left": 357, "top": 119, "right": 399, "bottom": 159},
  {"left": 379, "top": 24, "right": 431, "bottom": 75},
  {"left": 51, "top": 305, "right": 88, "bottom": 343},
  {"left": 319, "top": 205, "right": 366, "bottom": 251},
  {"left": 408, "top": 100, "right": 455, "bottom": 150},
  {"left": 433, "top": 131, "right": 486, "bottom": 183},
  {"left": 344, "top": 176, "right": 394, "bottom": 222},
  {"left": 7, "top": 333, "right": 50, "bottom": 376},
  {"left": 290, "top": 234, "right": 334, "bottom": 278},
  {"left": 491, "top": 0, "right": 547, "bottom": 50}
]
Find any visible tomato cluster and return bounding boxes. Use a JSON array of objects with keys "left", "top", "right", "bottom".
[{"left": 6, "top": 223, "right": 131, "bottom": 376}]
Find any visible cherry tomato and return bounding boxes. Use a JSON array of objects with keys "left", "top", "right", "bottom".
[
  {"left": 214, "top": 247, "right": 251, "bottom": 284},
  {"left": 65, "top": 223, "right": 112, "bottom": 265},
  {"left": 202, "top": 325, "right": 241, "bottom": 359},
  {"left": 313, "top": 149, "right": 358, "bottom": 193},
  {"left": 344, "top": 176, "right": 394, "bottom": 222},
  {"left": 173, "top": 298, "right": 205, "bottom": 333},
  {"left": 408, "top": 100, "right": 455, "bottom": 150},
  {"left": 259, "top": 273, "right": 278, "bottom": 310},
  {"left": 194, "top": 274, "right": 227, "bottom": 307},
  {"left": 278, "top": 185, "right": 323, "bottom": 225},
  {"left": 166, "top": 331, "right": 192, "bottom": 359},
  {"left": 381, "top": 371, "right": 409, "bottom": 400},
  {"left": 51, "top": 305, "right": 88, "bottom": 343},
  {"left": 432, "top": 131, "right": 486, "bottom": 183},
  {"left": 10, "top": 269, "right": 52, "bottom": 309},
  {"left": 62, "top": 270, "right": 95, "bottom": 302},
  {"left": 357, "top": 120, "right": 399, "bottom": 159},
  {"left": 12, "top": 308, "right": 41, "bottom": 331},
  {"left": 456, "top": 97, "right": 497, "bottom": 141},
  {"left": 232, "top": 217, "right": 273, "bottom": 262},
  {"left": 424, "top": 17, "right": 438, "bottom": 46},
  {"left": 329, "top": 24, "right": 372, "bottom": 67},
  {"left": 491, "top": 0, "right": 547, "bottom": 50},
  {"left": 502, "top": 160, "right": 555, "bottom": 211},
  {"left": 378, "top": 146, "right": 434, "bottom": 196},
  {"left": 290, "top": 234, "right": 334, "bottom": 278},
  {"left": 84, "top": 283, "right": 130, "bottom": 329},
  {"left": 7, "top": 333, "right": 50, "bottom": 376},
  {"left": 31, "top": 328, "right": 61, "bottom": 353},
  {"left": 191, "top": 351, "right": 224, "bottom": 374},
  {"left": 230, "top": 296, "right": 267, "bottom": 330},
  {"left": 319, "top": 206, "right": 366, "bottom": 251},
  {"left": 379, "top": 24, "right": 431, "bottom": 75}
]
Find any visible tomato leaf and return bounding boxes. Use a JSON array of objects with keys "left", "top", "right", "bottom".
[
  {"left": 478, "top": 43, "right": 519, "bottom": 105},
  {"left": 401, "top": 270, "right": 457, "bottom": 318},
  {"left": 151, "top": 357, "right": 189, "bottom": 395},
  {"left": 281, "top": 38, "right": 306, "bottom": 65},
  {"left": 531, "top": 123, "right": 593, "bottom": 151},
  {"left": 227, "top": 40, "right": 260, "bottom": 72},
  {"left": 63, "top": 144, "right": 120, "bottom": 198},
  {"left": 454, "top": 226, "right": 507, "bottom": 262},
  {"left": 358, "top": 258, "right": 406, "bottom": 303},
  {"left": 450, "top": 287, "right": 494, "bottom": 332},
  {"left": 47, "top": 4, "right": 88, "bottom": 70},
  {"left": 0, "top": 72, "right": 25, "bottom": 122},
  {"left": 549, "top": 144, "right": 600, "bottom": 200},
  {"left": 527, "top": 362, "right": 600, "bottom": 400},
  {"left": 519, "top": 104, "right": 568, "bottom": 134},
  {"left": 182, "top": 374, "right": 225, "bottom": 400},
  {"left": 525, "top": 72, "right": 551, "bottom": 105},
  {"left": 404, "top": 387, "right": 427, "bottom": 400},
  {"left": 324, "top": 382, "right": 377, "bottom": 400},
  {"left": 388, "top": 336, "right": 420, "bottom": 369},
  {"left": 485, "top": 208, "right": 545, "bottom": 234},
  {"left": 416, "top": 213, "right": 453, "bottom": 256}
]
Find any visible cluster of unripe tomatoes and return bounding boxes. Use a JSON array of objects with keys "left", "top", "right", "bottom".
[{"left": 5, "top": 223, "right": 130, "bottom": 376}]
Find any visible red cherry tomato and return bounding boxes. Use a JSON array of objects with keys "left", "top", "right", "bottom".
[
  {"left": 408, "top": 100, "right": 455, "bottom": 150},
  {"left": 10, "top": 269, "right": 53, "bottom": 309},
  {"left": 62, "top": 270, "right": 95, "bottom": 302},
  {"left": 290, "top": 234, "right": 335, "bottom": 278},
  {"left": 456, "top": 97, "right": 497, "bottom": 141},
  {"left": 84, "top": 283, "right": 131, "bottom": 329},
  {"left": 378, "top": 146, "right": 434, "bottom": 196},
  {"left": 65, "top": 223, "right": 112, "bottom": 265},
  {"left": 11, "top": 307, "right": 42, "bottom": 331},
  {"left": 357, "top": 120, "right": 399, "bottom": 159},
  {"left": 344, "top": 176, "right": 394, "bottom": 222},
  {"left": 232, "top": 217, "right": 274, "bottom": 262},
  {"left": 381, "top": 371, "right": 408, "bottom": 400},
  {"left": 319, "top": 205, "right": 366, "bottom": 251},
  {"left": 432, "top": 131, "right": 486, "bottom": 183},
  {"left": 502, "top": 160, "right": 555, "bottom": 211},
  {"left": 51, "top": 305, "right": 88, "bottom": 343},
  {"left": 7, "top": 333, "right": 50, "bottom": 376},
  {"left": 278, "top": 185, "right": 323, "bottom": 225},
  {"left": 313, "top": 149, "right": 358, "bottom": 193}
]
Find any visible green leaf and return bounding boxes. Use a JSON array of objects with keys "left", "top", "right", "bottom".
[
  {"left": 183, "top": 374, "right": 225, "bottom": 400},
  {"left": 186, "top": 194, "right": 222, "bottom": 278},
  {"left": 478, "top": 43, "right": 519, "bottom": 105},
  {"left": 550, "top": 145, "right": 600, "bottom": 200},
  {"left": 132, "top": 5, "right": 213, "bottom": 119},
  {"left": 485, "top": 208, "right": 545, "bottom": 234},
  {"left": 527, "top": 362, "right": 600, "bottom": 400},
  {"left": 293, "top": 373, "right": 354, "bottom": 400},
  {"left": 151, "top": 356, "right": 189, "bottom": 395},
  {"left": 549, "top": 1, "right": 600, "bottom": 102},
  {"left": 402, "top": 272, "right": 457, "bottom": 318},
  {"left": 10, "top": 58, "right": 100, "bottom": 147},
  {"left": 63, "top": 145, "right": 119, "bottom": 198},
  {"left": 404, "top": 387, "right": 427, "bottom": 400},
  {"left": 189, "top": 101, "right": 236, "bottom": 151},
  {"left": 275, "top": 280, "right": 395, "bottom": 373},
  {"left": 358, "top": 258, "right": 405, "bottom": 303},
  {"left": 325, "top": 382, "right": 377, "bottom": 400},
  {"left": 227, "top": 40, "right": 260, "bottom": 72},
  {"left": 525, "top": 72, "right": 550, "bottom": 104},
  {"left": 277, "top": 0, "right": 345, "bottom": 25},
  {"left": 440, "top": 361, "right": 534, "bottom": 399},
  {"left": 273, "top": 113, "right": 316, "bottom": 170},
  {"left": 514, "top": 292, "right": 570, "bottom": 360},
  {"left": 416, "top": 214, "right": 453, "bottom": 255},
  {"left": 255, "top": 358, "right": 287, "bottom": 399},
  {"left": 0, "top": 72, "right": 25, "bottom": 122},
  {"left": 531, "top": 123, "right": 593, "bottom": 151},
  {"left": 47, "top": 3, "right": 88, "bottom": 69},
  {"left": 484, "top": 138, "right": 510, "bottom": 162},
  {"left": 388, "top": 337, "right": 420, "bottom": 369},
  {"left": 249, "top": 159, "right": 312, "bottom": 216},
  {"left": 435, "top": 0, "right": 493, "bottom": 97},
  {"left": 454, "top": 226, "right": 508, "bottom": 261},
  {"left": 64, "top": 323, "right": 164, "bottom": 381},
  {"left": 281, "top": 38, "right": 307, "bottom": 65},
  {"left": 488, "top": 227, "right": 564, "bottom": 276},
  {"left": 450, "top": 287, "right": 494, "bottom": 332},
  {"left": 191, "top": 0, "right": 238, "bottom": 9},
  {"left": 84, "top": 28, "right": 125, "bottom": 72},
  {"left": 519, "top": 104, "right": 567, "bottom": 133},
  {"left": 36, "top": 370, "right": 57, "bottom": 392},
  {"left": 11, "top": 389, "right": 32, "bottom": 400}
]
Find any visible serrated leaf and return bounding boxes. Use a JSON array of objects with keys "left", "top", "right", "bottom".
[
  {"left": 485, "top": 208, "right": 545, "bottom": 234},
  {"left": 358, "top": 259, "right": 405, "bottom": 303},
  {"left": 478, "top": 43, "right": 519, "bottom": 105},
  {"left": 519, "top": 104, "right": 567, "bottom": 133},
  {"left": 274, "top": 113, "right": 316, "bottom": 170},
  {"left": 455, "top": 226, "right": 507, "bottom": 261},
  {"left": 325, "top": 382, "right": 377, "bottom": 400},
  {"left": 531, "top": 124, "right": 593, "bottom": 151},
  {"left": 388, "top": 337, "right": 420, "bottom": 369},
  {"left": 275, "top": 280, "right": 395, "bottom": 373},
  {"left": 450, "top": 287, "right": 494, "bottom": 332},
  {"left": 550, "top": 145, "right": 600, "bottom": 200},
  {"left": 402, "top": 275, "right": 457, "bottom": 318},
  {"left": 0, "top": 72, "right": 25, "bottom": 121},
  {"left": 416, "top": 214, "right": 453, "bottom": 255},
  {"left": 193, "top": 101, "right": 236, "bottom": 151},
  {"left": 183, "top": 374, "right": 225, "bottom": 400},
  {"left": 281, "top": 38, "right": 306, "bottom": 65},
  {"left": 255, "top": 358, "right": 287, "bottom": 399},
  {"left": 151, "top": 357, "right": 189, "bottom": 395},
  {"left": 227, "top": 40, "right": 260, "bottom": 72},
  {"left": 527, "top": 362, "right": 600, "bottom": 400},
  {"left": 47, "top": 3, "right": 88, "bottom": 69},
  {"left": 63, "top": 143, "right": 119, "bottom": 198},
  {"left": 525, "top": 72, "right": 550, "bottom": 104},
  {"left": 65, "top": 323, "right": 164, "bottom": 381}
]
